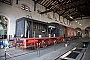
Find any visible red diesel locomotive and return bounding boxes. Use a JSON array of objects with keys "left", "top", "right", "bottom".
[{"left": 12, "top": 17, "right": 77, "bottom": 51}]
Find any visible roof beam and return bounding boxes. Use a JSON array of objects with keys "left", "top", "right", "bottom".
[
  {"left": 40, "top": 0, "right": 89, "bottom": 14},
  {"left": 59, "top": 9, "right": 69, "bottom": 16}
]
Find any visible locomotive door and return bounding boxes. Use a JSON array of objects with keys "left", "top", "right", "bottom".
[
  {"left": 16, "top": 18, "right": 25, "bottom": 37},
  {"left": 16, "top": 18, "right": 32, "bottom": 38}
]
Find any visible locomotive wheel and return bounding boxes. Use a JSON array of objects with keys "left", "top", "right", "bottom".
[
  {"left": 34, "top": 42, "right": 40, "bottom": 49},
  {"left": 53, "top": 40, "right": 57, "bottom": 45},
  {"left": 37, "top": 41, "right": 42, "bottom": 48},
  {"left": 43, "top": 41, "right": 48, "bottom": 48}
]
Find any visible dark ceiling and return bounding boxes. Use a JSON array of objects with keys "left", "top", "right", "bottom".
[{"left": 33, "top": 0, "right": 90, "bottom": 21}]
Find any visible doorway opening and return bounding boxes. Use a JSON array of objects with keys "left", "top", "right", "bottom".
[{"left": 0, "top": 15, "right": 8, "bottom": 39}]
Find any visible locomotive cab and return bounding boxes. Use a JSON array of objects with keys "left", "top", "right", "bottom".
[
  {"left": 48, "top": 25, "right": 56, "bottom": 37},
  {"left": 48, "top": 22, "right": 65, "bottom": 37}
]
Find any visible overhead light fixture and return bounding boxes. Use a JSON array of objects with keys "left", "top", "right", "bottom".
[
  {"left": 21, "top": 4, "right": 25, "bottom": 10},
  {"left": 70, "top": 16, "right": 73, "bottom": 19},
  {"left": 25, "top": 7, "right": 29, "bottom": 11},
  {"left": 21, "top": 4, "right": 31, "bottom": 12},
  {"left": 75, "top": 20, "right": 77, "bottom": 22},
  {"left": 80, "top": 24, "right": 81, "bottom": 25},
  {"left": 21, "top": 6, "right": 25, "bottom": 10}
]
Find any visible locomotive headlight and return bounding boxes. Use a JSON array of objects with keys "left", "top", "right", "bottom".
[{"left": 48, "top": 26, "right": 55, "bottom": 29}]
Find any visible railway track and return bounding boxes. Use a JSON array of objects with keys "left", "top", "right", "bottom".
[
  {"left": 1, "top": 39, "right": 89, "bottom": 60},
  {"left": 54, "top": 42, "right": 89, "bottom": 60},
  {"left": 0, "top": 42, "right": 64, "bottom": 60}
]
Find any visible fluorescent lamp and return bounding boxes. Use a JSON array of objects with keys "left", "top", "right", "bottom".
[
  {"left": 75, "top": 20, "right": 77, "bottom": 22},
  {"left": 70, "top": 16, "right": 73, "bottom": 19},
  {"left": 80, "top": 24, "right": 82, "bottom": 25}
]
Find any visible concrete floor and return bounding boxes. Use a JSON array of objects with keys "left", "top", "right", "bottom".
[
  {"left": 0, "top": 37, "right": 90, "bottom": 60},
  {"left": 81, "top": 38, "right": 90, "bottom": 60}
]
